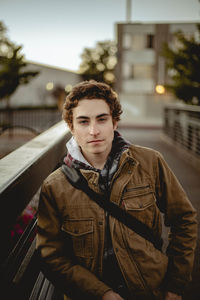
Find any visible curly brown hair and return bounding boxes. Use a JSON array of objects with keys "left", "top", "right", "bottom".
[{"left": 62, "top": 80, "right": 122, "bottom": 129}]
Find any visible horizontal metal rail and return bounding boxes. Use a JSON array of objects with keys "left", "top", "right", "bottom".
[{"left": 0, "top": 120, "right": 71, "bottom": 261}]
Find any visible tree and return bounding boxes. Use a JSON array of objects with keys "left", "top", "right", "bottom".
[
  {"left": 161, "top": 24, "right": 200, "bottom": 105},
  {"left": 0, "top": 21, "right": 39, "bottom": 107},
  {"left": 51, "top": 84, "right": 67, "bottom": 111},
  {"left": 79, "top": 40, "right": 117, "bottom": 86}
]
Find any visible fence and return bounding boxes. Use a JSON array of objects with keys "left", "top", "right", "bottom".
[
  {"left": 163, "top": 104, "right": 200, "bottom": 161},
  {"left": 0, "top": 121, "right": 71, "bottom": 299},
  {"left": 0, "top": 107, "right": 62, "bottom": 135}
]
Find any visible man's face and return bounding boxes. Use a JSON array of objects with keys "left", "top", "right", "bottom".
[{"left": 71, "top": 98, "right": 117, "bottom": 163}]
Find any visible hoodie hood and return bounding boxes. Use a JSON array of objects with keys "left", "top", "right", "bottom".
[{"left": 66, "top": 136, "right": 93, "bottom": 167}]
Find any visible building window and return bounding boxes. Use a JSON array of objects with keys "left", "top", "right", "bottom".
[
  {"left": 123, "top": 34, "right": 154, "bottom": 50},
  {"left": 122, "top": 63, "right": 153, "bottom": 80},
  {"left": 122, "top": 63, "right": 134, "bottom": 79},
  {"left": 146, "top": 34, "right": 154, "bottom": 48},
  {"left": 123, "top": 33, "right": 132, "bottom": 49},
  {"left": 132, "top": 35, "right": 146, "bottom": 50},
  {"left": 133, "top": 64, "right": 153, "bottom": 79}
]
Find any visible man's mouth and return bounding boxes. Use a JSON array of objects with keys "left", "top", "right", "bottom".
[{"left": 88, "top": 139, "right": 104, "bottom": 143}]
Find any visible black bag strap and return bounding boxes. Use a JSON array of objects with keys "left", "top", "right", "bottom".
[{"left": 61, "top": 165, "right": 163, "bottom": 251}]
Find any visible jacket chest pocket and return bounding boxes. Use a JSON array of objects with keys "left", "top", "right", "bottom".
[
  {"left": 122, "top": 184, "right": 156, "bottom": 228},
  {"left": 61, "top": 218, "right": 94, "bottom": 258}
]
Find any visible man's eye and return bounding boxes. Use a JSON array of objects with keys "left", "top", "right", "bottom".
[
  {"left": 79, "top": 120, "right": 88, "bottom": 124},
  {"left": 98, "top": 118, "right": 107, "bottom": 122}
]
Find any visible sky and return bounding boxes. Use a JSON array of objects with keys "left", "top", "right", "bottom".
[{"left": 1, "top": 0, "right": 200, "bottom": 72}]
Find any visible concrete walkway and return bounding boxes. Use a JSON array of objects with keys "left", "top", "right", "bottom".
[{"left": 118, "top": 127, "right": 200, "bottom": 299}]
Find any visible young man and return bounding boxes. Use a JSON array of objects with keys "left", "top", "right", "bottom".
[{"left": 36, "top": 80, "right": 197, "bottom": 300}]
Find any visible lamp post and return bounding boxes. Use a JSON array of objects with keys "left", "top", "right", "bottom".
[{"left": 126, "top": 0, "right": 132, "bottom": 22}]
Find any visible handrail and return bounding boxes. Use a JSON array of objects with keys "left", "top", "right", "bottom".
[
  {"left": 0, "top": 120, "right": 71, "bottom": 261},
  {"left": 163, "top": 103, "right": 200, "bottom": 164},
  {"left": 164, "top": 103, "right": 200, "bottom": 113}
]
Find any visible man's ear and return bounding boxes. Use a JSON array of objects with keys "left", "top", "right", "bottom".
[{"left": 113, "top": 121, "right": 118, "bottom": 130}]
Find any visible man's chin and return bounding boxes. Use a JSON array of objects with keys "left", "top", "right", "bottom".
[{"left": 92, "top": 150, "right": 103, "bottom": 155}]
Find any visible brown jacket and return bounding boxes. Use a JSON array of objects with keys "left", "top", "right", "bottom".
[{"left": 36, "top": 145, "right": 197, "bottom": 299}]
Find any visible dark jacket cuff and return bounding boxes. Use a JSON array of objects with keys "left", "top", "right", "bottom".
[{"left": 164, "top": 278, "right": 188, "bottom": 296}]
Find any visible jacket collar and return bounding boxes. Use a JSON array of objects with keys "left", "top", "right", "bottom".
[{"left": 64, "top": 131, "right": 131, "bottom": 192}]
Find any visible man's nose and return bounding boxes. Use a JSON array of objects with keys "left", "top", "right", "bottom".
[{"left": 89, "top": 123, "right": 100, "bottom": 135}]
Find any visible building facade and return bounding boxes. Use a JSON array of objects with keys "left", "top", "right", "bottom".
[
  {"left": 0, "top": 61, "right": 81, "bottom": 109},
  {"left": 115, "top": 22, "right": 198, "bottom": 127}
]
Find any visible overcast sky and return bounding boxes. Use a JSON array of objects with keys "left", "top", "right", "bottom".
[{"left": 1, "top": 0, "right": 200, "bottom": 71}]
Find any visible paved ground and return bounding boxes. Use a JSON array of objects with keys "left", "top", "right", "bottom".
[{"left": 119, "top": 127, "right": 200, "bottom": 299}]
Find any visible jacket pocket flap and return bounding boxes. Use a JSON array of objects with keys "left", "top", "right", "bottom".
[
  {"left": 123, "top": 194, "right": 155, "bottom": 211},
  {"left": 123, "top": 184, "right": 153, "bottom": 197},
  {"left": 61, "top": 219, "right": 93, "bottom": 237}
]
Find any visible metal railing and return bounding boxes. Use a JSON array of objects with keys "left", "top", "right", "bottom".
[
  {"left": 0, "top": 120, "right": 71, "bottom": 299},
  {"left": 0, "top": 120, "right": 71, "bottom": 261},
  {"left": 0, "top": 107, "right": 62, "bottom": 135},
  {"left": 163, "top": 104, "right": 200, "bottom": 159}
]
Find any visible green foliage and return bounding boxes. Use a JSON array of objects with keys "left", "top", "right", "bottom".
[
  {"left": 0, "top": 21, "right": 39, "bottom": 104},
  {"left": 79, "top": 40, "right": 117, "bottom": 86},
  {"left": 162, "top": 24, "right": 200, "bottom": 105}
]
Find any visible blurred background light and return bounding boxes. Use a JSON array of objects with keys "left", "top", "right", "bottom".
[
  {"left": 46, "top": 82, "right": 54, "bottom": 90},
  {"left": 155, "top": 84, "right": 165, "bottom": 94}
]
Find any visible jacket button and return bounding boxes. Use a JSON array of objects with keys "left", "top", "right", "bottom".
[{"left": 99, "top": 221, "right": 103, "bottom": 225}]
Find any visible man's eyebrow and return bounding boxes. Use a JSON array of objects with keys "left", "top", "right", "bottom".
[
  {"left": 76, "top": 113, "right": 110, "bottom": 119},
  {"left": 96, "top": 113, "right": 110, "bottom": 118},
  {"left": 76, "top": 116, "right": 89, "bottom": 120}
]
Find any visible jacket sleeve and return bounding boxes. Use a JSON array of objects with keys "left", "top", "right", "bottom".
[
  {"left": 36, "top": 181, "right": 111, "bottom": 300},
  {"left": 155, "top": 152, "right": 197, "bottom": 295}
]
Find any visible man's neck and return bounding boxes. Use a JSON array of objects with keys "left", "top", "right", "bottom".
[{"left": 83, "top": 152, "right": 108, "bottom": 170}]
